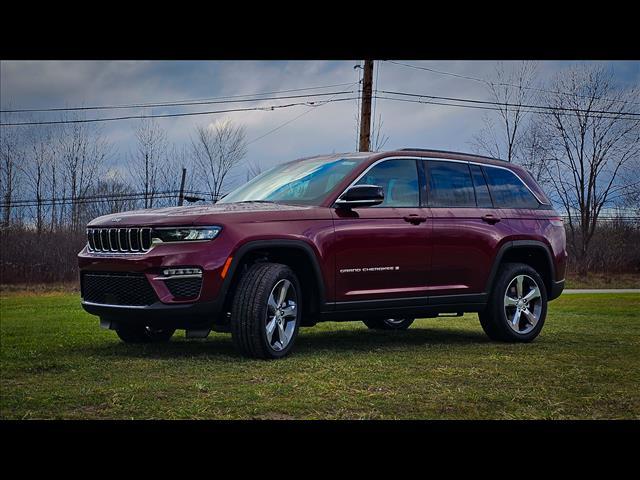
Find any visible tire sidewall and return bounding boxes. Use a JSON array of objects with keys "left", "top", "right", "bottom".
[
  {"left": 259, "top": 267, "right": 302, "bottom": 359},
  {"left": 382, "top": 318, "right": 414, "bottom": 330},
  {"left": 493, "top": 264, "right": 548, "bottom": 342},
  {"left": 363, "top": 318, "right": 414, "bottom": 330}
]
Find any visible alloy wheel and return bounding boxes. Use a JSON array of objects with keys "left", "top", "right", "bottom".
[
  {"left": 265, "top": 279, "right": 298, "bottom": 351},
  {"left": 503, "top": 274, "right": 542, "bottom": 335}
]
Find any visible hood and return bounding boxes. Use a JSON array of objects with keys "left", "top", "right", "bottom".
[{"left": 87, "top": 202, "right": 317, "bottom": 227}]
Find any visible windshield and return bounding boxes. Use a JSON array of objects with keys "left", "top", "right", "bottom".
[{"left": 219, "top": 157, "right": 366, "bottom": 206}]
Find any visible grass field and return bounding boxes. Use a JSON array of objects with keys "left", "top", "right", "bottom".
[{"left": 1, "top": 291, "right": 638, "bottom": 419}]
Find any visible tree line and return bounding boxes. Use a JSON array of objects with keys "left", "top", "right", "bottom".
[
  {"left": 0, "top": 116, "right": 250, "bottom": 283},
  {"left": 1, "top": 63, "right": 639, "bottom": 284},
  {"left": 470, "top": 63, "right": 639, "bottom": 275},
  {"left": 0, "top": 117, "right": 249, "bottom": 232}
]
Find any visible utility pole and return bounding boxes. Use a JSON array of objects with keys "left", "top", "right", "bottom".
[
  {"left": 358, "top": 60, "right": 374, "bottom": 152},
  {"left": 177, "top": 167, "right": 187, "bottom": 206}
]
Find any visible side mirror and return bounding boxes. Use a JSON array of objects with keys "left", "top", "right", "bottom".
[{"left": 335, "top": 184, "right": 384, "bottom": 208}]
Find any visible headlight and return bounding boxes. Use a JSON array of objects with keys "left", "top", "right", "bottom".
[{"left": 152, "top": 226, "right": 222, "bottom": 243}]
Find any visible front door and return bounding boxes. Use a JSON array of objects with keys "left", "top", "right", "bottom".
[{"left": 332, "top": 158, "right": 432, "bottom": 306}]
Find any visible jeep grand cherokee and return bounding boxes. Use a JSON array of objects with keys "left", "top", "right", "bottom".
[{"left": 78, "top": 148, "right": 566, "bottom": 359}]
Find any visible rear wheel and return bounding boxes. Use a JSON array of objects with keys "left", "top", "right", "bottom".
[
  {"left": 231, "top": 263, "right": 301, "bottom": 359},
  {"left": 115, "top": 324, "right": 175, "bottom": 343},
  {"left": 479, "top": 262, "right": 547, "bottom": 342},
  {"left": 363, "top": 318, "right": 414, "bottom": 330}
]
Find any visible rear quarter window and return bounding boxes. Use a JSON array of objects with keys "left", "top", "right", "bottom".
[{"left": 483, "top": 166, "right": 540, "bottom": 209}]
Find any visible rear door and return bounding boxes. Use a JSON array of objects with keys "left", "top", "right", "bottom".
[
  {"left": 424, "top": 159, "right": 507, "bottom": 297},
  {"left": 332, "top": 158, "right": 432, "bottom": 305}
]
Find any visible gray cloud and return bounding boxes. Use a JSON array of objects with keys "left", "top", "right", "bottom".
[{"left": 1, "top": 60, "right": 638, "bottom": 192}]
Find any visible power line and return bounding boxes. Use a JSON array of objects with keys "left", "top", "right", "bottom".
[
  {"left": 379, "top": 89, "right": 640, "bottom": 117},
  {"left": 385, "top": 60, "right": 640, "bottom": 107},
  {"left": 375, "top": 95, "right": 639, "bottom": 121},
  {"left": 0, "top": 97, "right": 359, "bottom": 127},
  {"left": 0, "top": 82, "right": 357, "bottom": 113},
  {"left": 246, "top": 82, "right": 360, "bottom": 146}
]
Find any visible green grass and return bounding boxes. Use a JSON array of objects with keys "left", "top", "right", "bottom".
[{"left": 1, "top": 292, "right": 638, "bottom": 419}]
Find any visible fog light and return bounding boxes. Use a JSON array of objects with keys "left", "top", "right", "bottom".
[{"left": 163, "top": 267, "right": 202, "bottom": 277}]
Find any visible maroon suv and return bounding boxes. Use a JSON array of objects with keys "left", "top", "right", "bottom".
[{"left": 78, "top": 148, "right": 566, "bottom": 359}]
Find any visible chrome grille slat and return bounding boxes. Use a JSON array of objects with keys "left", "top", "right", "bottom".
[
  {"left": 100, "top": 230, "right": 109, "bottom": 253},
  {"left": 87, "top": 229, "right": 95, "bottom": 251},
  {"left": 118, "top": 228, "right": 128, "bottom": 252},
  {"left": 130, "top": 228, "right": 140, "bottom": 251},
  {"left": 109, "top": 228, "right": 118, "bottom": 252},
  {"left": 85, "top": 227, "right": 153, "bottom": 254},
  {"left": 94, "top": 229, "right": 101, "bottom": 251}
]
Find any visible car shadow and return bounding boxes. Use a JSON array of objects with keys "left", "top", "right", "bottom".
[{"left": 76, "top": 326, "right": 490, "bottom": 360}]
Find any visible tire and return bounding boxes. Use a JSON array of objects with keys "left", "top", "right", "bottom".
[
  {"left": 363, "top": 318, "right": 414, "bottom": 330},
  {"left": 230, "top": 263, "right": 301, "bottom": 359},
  {"left": 479, "top": 262, "right": 547, "bottom": 342},
  {"left": 115, "top": 324, "right": 176, "bottom": 343}
]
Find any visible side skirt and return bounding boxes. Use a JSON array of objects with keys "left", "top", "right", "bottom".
[{"left": 318, "top": 293, "right": 487, "bottom": 322}]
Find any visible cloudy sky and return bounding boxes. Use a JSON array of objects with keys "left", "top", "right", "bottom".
[{"left": 1, "top": 60, "right": 638, "bottom": 191}]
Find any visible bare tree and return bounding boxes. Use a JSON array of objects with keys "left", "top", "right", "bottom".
[
  {"left": 20, "top": 126, "right": 55, "bottom": 233},
  {"left": 84, "top": 172, "right": 139, "bottom": 219},
  {"left": 190, "top": 119, "right": 247, "bottom": 202},
  {"left": 58, "top": 118, "right": 111, "bottom": 231},
  {"left": 132, "top": 118, "right": 169, "bottom": 208},
  {"left": 539, "top": 66, "right": 640, "bottom": 274},
  {"left": 159, "top": 144, "right": 195, "bottom": 207},
  {"left": 245, "top": 158, "right": 263, "bottom": 181},
  {"left": 371, "top": 113, "right": 389, "bottom": 152},
  {"left": 471, "top": 61, "right": 539, "bottom": 163},
  {"left": 0, "top": 124, "right": 23, "bottom": 227}
]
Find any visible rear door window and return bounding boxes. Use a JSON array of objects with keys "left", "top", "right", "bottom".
[
  {"left": 470, "top": 164, "right": 493, "bottom": 208},
  {"left": 483, "top": 166, "right": 540, "bottom": 209},
  {"left": 426, "top": 161, "right": 476, "bottom": 207}
]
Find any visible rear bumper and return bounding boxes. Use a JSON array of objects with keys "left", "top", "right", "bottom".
[{"left": 549, "top": 279, "right": 565, "bottom": 301}]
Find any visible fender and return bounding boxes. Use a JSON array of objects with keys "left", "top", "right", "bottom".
[
  {"left": 484, "top": 240, "right": 556, "bottom": 295},
  {"left": 217, "top": 239, "right": 328, "bottom": 310}
]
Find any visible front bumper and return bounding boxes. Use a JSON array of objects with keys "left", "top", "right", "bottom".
[
  {"left": 78, "top": 238, "right": 233, "bottom": 327},
  {"left": 81, "top": 298, "right": 223, "bottom": 329}
]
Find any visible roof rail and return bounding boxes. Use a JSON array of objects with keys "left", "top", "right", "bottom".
[{"left": 398, "top": 148, "right": 503, "bottom": 162}]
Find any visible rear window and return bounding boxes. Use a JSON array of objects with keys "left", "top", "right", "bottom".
[
  {"left": 426, "top": 161, "right": 475, "bottom": 207},
  {"left": 483, "top": 166, "right": 540, "bottom": 209}
]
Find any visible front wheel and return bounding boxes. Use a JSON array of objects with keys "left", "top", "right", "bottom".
[
  {"left": 363, "top": 318, "right": 414, "bottom": 330},
  {"left": 479, "top": 262, "right": 547, "bottom": 342},
  {"left": 231, "top": 263, "right": 301, "bottom": 359}
]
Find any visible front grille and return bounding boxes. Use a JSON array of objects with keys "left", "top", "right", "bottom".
[
  {"left": 81, "top": 272, "right": 158, "bottom": 306},
  {"left": 165, "top": 277, "right": 203, "bottom": 299},
  {"left": 86, "top": 227, "right": 152, "bottom": 253}
]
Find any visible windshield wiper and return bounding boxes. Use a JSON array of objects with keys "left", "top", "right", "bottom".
[{"left": 234, "top": 200, "right": 276, "bottom": 204}]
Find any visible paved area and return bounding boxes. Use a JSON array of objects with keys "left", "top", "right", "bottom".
[{"left": 563, "top": 289, "right": 639, "bottom": 294}]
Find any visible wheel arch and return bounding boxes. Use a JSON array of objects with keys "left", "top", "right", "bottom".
[
  {"left": 220, "top": 239, "right": 327, "bottom": 323},
  {"left": 485, "top": 240, "right": 556, "bottom": 297}
]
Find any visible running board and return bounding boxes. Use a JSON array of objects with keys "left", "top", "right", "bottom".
[{"left": 438, "top": 312, "right": 463, "bottom": 317}]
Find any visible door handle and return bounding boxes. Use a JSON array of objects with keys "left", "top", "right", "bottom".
[
  {"left": 403, "top": 215, "right": 428, "bottom": 225},
  {"left": 481, "top": 214, "right": 501, "bottom": 224}
]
